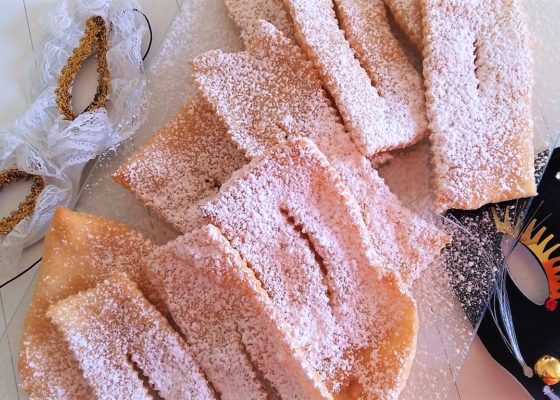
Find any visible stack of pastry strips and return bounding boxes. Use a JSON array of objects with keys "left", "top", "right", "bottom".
[
  {"left": 200, "top": 138, "right": 417, "bottom": 398},
  {"left": 18, "top": 208, "right": 162, "bottom": 399},
  {"left": 284, "top": 0, "right": 426, "bottom": 154},
  {"left": 367, "top": 0, "right": 535, "bottom": 212},
  {"left": 150, "top": 224, "right": 329, "bottom": 399},
  {"left": 48, "top": 273, "right": 214, "bottom": 400},
  {"left": 20, "top": 0, "right": 538, "bottom": 398},
  {"left": 192, "top": 21, "right": 447, "bottom": 283},
  {"left": 20, "top": 140, "right": 416, "bottom": 398}
]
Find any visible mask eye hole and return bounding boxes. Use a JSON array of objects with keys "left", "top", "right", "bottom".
[
  {"left": 502, "top": 235, "right": 549, "bottom": 305},
  {"left": 55, "top": 15, "right": 109, "bottom": 121},
  {"left": 0, "top": 169, "right": 44, "bottom": 235},
  {"left": 71, "top": 54, "right": 101, "bottom": 117}
]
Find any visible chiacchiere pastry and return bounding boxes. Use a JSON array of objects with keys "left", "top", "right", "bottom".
[
  {"left": 150, "top": 225, "right": 330, "bottom": 399},
  {"left": 200, "top": 138, "right": 418, "bottom": 399},
  {"left": 18, "top": 207, "right": 162, "bottom": 400},
  {"left": 117, "top": 11, "right": 447, "bottom": 286},
  {"left": 193, "top": 21, "right": 448, "bottom": 285},
  {"left": 47, "top": 273, "right": 215, "bottom": 400},
  {"left": 422, "top": 0, "right": 536, "bottom": 212},
  {"left": 113, "top": 93, "right": 246, "bottom": 233},
  {"left": 384, "top": 0, "right": 423, "bottom": 53},
  {"left": 283, "top": 0, "right": 400, "bottom": 155},
  {"left": 333, "top": 0, "right": 427, "bottom": 144},
  {"left": 17, "top": 0, "right": 541, "bottom": 397},
  {"left": 224, "top": 0, "right": 428, "bottom": 151}
]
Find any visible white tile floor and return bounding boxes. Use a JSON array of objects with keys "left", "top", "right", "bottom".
[{"left": 0, "top": 1, "right": 533, "bottom": 399}]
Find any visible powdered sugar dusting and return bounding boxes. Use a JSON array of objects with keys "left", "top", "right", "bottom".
[
  {"left": 224, "top": 0, "right": 295, "bottom": 43},
  {"left": 284, "top": 0, "right": 404, "bottom": 155},
  {"left": 47, "top": 272, "right": 214, "bottom": 400},
  {"left": 113, "top": 93, "right": 247, "bottom": 233},
  {"left": 201, "top": 138, "right": 418, "bottom": 399},
  {"left": 334, "top": 0, "right": 428, "bottom": 146},
  {"left": 18, "top": 207, "right": 163, "bottom": 400},
  {"left": 193, "top": 21, "right": 448, "bottom": 286},
  {"left": 422, "top": 0, "right": 536, "bottom": 212},
  {"left": 385, "top": 0, "right": 423, "bottom": 52},
  {"left": 150, "top": 225, "right": 330, "bottom": 399},
  {"left": 15, "top": 0, "right": 554, "bottom": 398}
]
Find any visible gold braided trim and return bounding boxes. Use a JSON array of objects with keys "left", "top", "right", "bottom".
[
  {"left": 55, "top": 15, "right": 109, "bottom": 121},
  {"left": 0, "top": 169, "right": 45, "bottom": 235}
]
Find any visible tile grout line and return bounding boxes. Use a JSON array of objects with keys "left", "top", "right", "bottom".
[
  {"left": 22, "top": 0, "right": 38, "bottom": 72},
  {"left": 1, "top": 267, "right": 39, "bottom": 400},
  {"left": 0, "top": 291, "right": 6, "bottom": 334},
  {"left": 0, "top": 294, "right": 21, "bottom": 400}
]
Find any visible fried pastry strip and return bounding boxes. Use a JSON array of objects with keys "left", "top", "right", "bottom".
[
  {"left": 422, "top": 0, "right": 536, "bottom": 212},
  {"left": 48, "top": 273, "right": 214, "bottom": 400},
  {"left": 113, "top": 93, "right": 246, "bottom": 233},
  {"left": 333, "top": 0, "right": 427, "bottom": 145},
  {"left": 283, "top": 0, "right": 415, "bottom": 154},
  {"left": 200, "top": 138, "right": 418, "bottom": 399}
]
